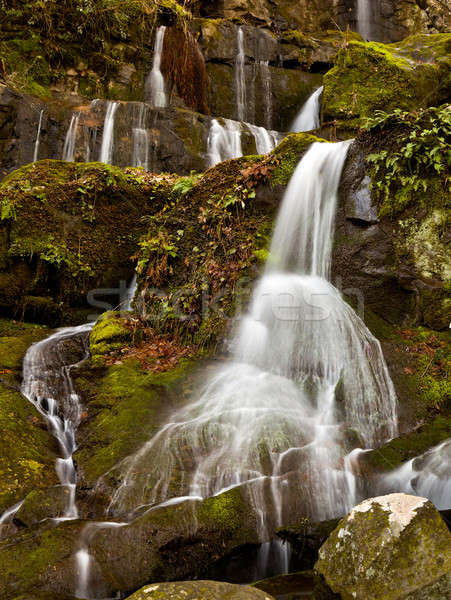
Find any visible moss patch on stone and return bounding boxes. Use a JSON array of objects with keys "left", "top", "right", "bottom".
[
  {"left": 323, "top": 35, "right": 450, "bottom": 124},
  {"left": 0, "top": 384, "right": 57, "bottom": 513},
  {"left": 270, "top": 133, "right": 327, "bottom": 185}
]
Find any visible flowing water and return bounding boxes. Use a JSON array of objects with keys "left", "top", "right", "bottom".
[
  {"left": 63, "top": 112, "right": 81, "bottom": 161},
  {"left": 235, "top": 27, "right": 246, "bottom": 121},
  {"left": 246, "top": 123, "right": 280, "bottom": 154},
  {"left": 145, "top": 26, "right": 167, "bottom": 108},
  {"left": 106, "top": 142, "right": 398, "bottom": 545},
  {"left": 33, "top": 109, "right": 44, "bottom": 162},
  {"left": 99, "top": 102, "right": 119, "bottom": 164},
  {"left": 21, "top": 323, "right": 94, "bottom": 519},
  {"left": 131, "top": 104, "right": 150, "bottom": 170},
  {"left": 291, "top": 87, "right": 323, "bottom": 133},
  {"left": 259, "top": 60, "right": 272, "bottom": 130},
  {"left": 381, "top": 440, "right": 451, "bottom": 510},
  {"left": 207, "top": 118, "right": 243, "bottom": 166},
  {"left": 357, "top": 0, "right": 372, "bottom": 40}
]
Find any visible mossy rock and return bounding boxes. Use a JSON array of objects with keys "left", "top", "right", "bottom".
[
  {"left": 89, "top": 311, "right": 135, "bottom": 357},
  {"left": 323, "top": 34, "right": 451, "bottom": 124},
  {"left": 73, "top": 356, "right": 199, "bottom": 494},
  {"left": 125, "top": 580, "right": 275, "bottom": 599},
  {"left": 15, "top": 486, "right": 72, "bottom": 527},
  {"left": 270, "top": 133, "right": 328, "bottom": 185},
  {"left": 0, "top": 384, "right": 58, "bottom": 514},
  {"left": 316, "top": 493, "right": 451, "bottom": 600},
  {"left": 0, "top": 161, "right": 174, "bottom": 323}
]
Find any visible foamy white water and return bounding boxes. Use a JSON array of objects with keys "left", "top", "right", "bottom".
[
  {"left": 291, "top": 87, "right": 323, "bottom": 133},
  {"left": 207, "top": 118, "right": 243, "bottom": 166},
  {"left": 99, "top": 102, "right": 119, "bottom": 164},
  {"left": 235, "top": 27, "right": 246, "bottom": 121},
  {"left": 132, "top": 104, "right": 150, "bottom": 170},
  {"left": 63, "top": 112, "right": 81, "bottom": 161},
  {"left": 146, "top": 26, "right": 167, "bottom": 108},
  {"left": 33, "top": 109, "right": 44, "bottom": 162},
  {"left": 357, "top": 0, "right": 372, "bottom": 40}
]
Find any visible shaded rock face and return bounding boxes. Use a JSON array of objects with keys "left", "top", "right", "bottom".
[
  {"left": 315, "top": 493, "right": 451, "bottom": 600},
  {"left": 124, "top": 580, "right": 275, "bottom": 599},
  {"left": 197, "top": 0, "right": 451, "bottom": 41},
  {"left": 334, "top": 136, "right": 449, "bottom": 331}
]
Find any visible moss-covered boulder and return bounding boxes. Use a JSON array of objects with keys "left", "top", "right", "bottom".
[
  {"left": 323, "top": 35, "right": 451, "bottom": 125},
  {"left": 89, "top": 311, "right": 135, "bottom": 357},
  {"left": 316, "top": 493, "right": 451, "bottom": 600},
  {"left": 15, "top": 486, "right": 71, "bottom": 527},
  {"left": 0, "top": 161, "right": 175, "bottom": 323},
  {"left": 125, "top": 580, "right": 275, "bottom": 599}
]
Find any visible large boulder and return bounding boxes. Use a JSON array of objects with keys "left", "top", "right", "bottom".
[
  {"left": 316, "top": 493, "right": 451, "bottom": 600},
  {"left": 124, "top": 580, "right": 275, "bottom": 599},
  {"left": 323, "top": 35, "right": 451, "bottom": 125}
]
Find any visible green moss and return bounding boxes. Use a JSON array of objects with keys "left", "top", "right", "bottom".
[
  {"left": 323, "top": 35, "right": 450, "bottom": 125},
  {"left": 0, "top": 161, "right": 173, "bottom": 321},
  {"left": 89, "top": 311, "right": 134, "bottom": 356},
  {"left": 0, "top": 384, "right": 58, "bottom": 513},
  {"left": 270, "top": 133, "right": 328, "bottom": 185},
  {"left": 74, "top": 356, "right": 197, "bottom": 486}
]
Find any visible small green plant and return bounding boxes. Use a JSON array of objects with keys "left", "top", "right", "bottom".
[{"left": 363, "top": 105, "right": 451, "bottom": 216}]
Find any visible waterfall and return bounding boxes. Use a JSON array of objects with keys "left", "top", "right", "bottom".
[
  {"left": 235, "top": 27, "right": 246, "bottom": 121},
  {"left": 107, "top": 142, "right": 398, "bottom": 541},
  {"left": 291, "top": 87, "right": 323, "bottom": 133},
  {"left": 357, "top": 0, "right": 372, "bottom": 40},
  {"left": 146, "top": 26, "right": 167, "bottom": 108},
  {"left": 123, "top": 273, "right": 138, "bottom": 312},
  {"left": 63, "top": 113, "right": 81, "bottom": 161},
  {"left": 33, "top": 109, "right": 44, "bottom": 162},
  {"left": 259, "top": 60, "right": 272, "bottom": 130},
  {"left": 246, "top": 123, "right": 279, "bottom": 155},
  {"left": 99, "top": 102, "right": 119, "bottom": 164},
  {"left": 207, "top": 118, "right": 243, "bottom": 167},
  {"left": 21, "top": 323, "right": 93, "bottom": 519},
  {"left": 381, "top": 440, "right": 451, "bottom": 510},
  {"left": 132, "top": 104, "right": 150, "bottom": 171}
]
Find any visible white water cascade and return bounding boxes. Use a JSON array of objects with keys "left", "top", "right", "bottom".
[
  {"left": 33, "top": 109, "right": 44, "bottom": 162},
  {"left": 207, "top": 118, "right": 243, "bottom": 166},
  {"left": 99, "top": 101, "right": 119, "bottom": 164},
  {"left": 21, "top": 323, "right": 93, "bottom": 519},
  {"left": 291, "top": 87, "right": 323, "bottom": 133},
  {"left": 146, "top": 26, "right": 167, "bottom": 108},
  {"left": 132, "top": 104, "right": 150, "bottom": 171},
  {"left": 246, "top": 123, "right": 280, "bottom": 155},
  {"left": 235, "top": 27, "right": 246, "bottom": 121},
  {"left": 106, "top": 141, "right": 398, "bottom": 554},
  {"left": 357, "top": 0, "right": 372, "bottom": 40},
  {"left": 381, "top": 440, "right": 451, "bottom": 510},
  {"left": 63, "top": 112, "right": 81, "bottom": 161}
]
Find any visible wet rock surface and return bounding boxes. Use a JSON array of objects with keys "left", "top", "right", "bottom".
[{"left": 125, "top": 580, "right": 276, "bottom": 599}]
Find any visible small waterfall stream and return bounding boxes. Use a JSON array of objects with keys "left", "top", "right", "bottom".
[
  {"left": 145, "top": 25, "right": 167, "bottom": 108},
  {"left": 21, "top": 323, "right": 94, "bottom": 519},
  {"left": 235, "top": 27, "right": 246, "bottom": 122},
  {"left": 357, "top": 0, "right": 372, "bottom": 40},
  {"left": 33, "top": 109, "right": 44, "bottom": 162},
  {"left": 207, "top": 118, "right": 243, "bottom": 166},
  {"left": 99, "top": 102, "right": 119, "bottom": 164},
  {"left": 63, "top": 112, "right": 81, "bottom": 161},
  {"left": 259, "top": 60, "right": 272, "bottom": 130},
  {"left": 291, "top": 87, "right": 323, "bottom": 133},
  {"left": 131, "top": 104, "right": 150, "bottom": 170}
]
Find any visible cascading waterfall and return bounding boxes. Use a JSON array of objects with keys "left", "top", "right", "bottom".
[
  {"left": 99, "top": 102, "right": 119, "bottom": 164},
  {"left": 207, "top": 118, "right": 243, "bottom": 166},
  {"left": 63, "top": 112, "right": 81, "bottom": 161},
  {"left": 291, "top": 87, "right": 323, "bottom": 133},
  {"left": 21, "top": 323, "right": 94, "bottom": 519},
  {"left": 146, "top": 25, "right": 167, "bottom": 108},
  {"left": 235, "top": 27, "right": 246, "bottom": 121},
  {"left": 132, "top": 104, "right": 150, "bottom": 171},
  {"left": 246, "top": 123, "right": 280, "bottom": 155},
  {"left": 357, "top": 0, "right": 372, "bottom": 40},
  {"left": 381, "top": 440, "right": 451, "bottom": 510},
  {"left": 33, "top": 109, "right": 44, "bottom": 162},
  {"left": 106, "top": 141, "right": 398, "bottom": 555},
  {"left": 259, "top": 60, "right": 272, "bottom": 130}
]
